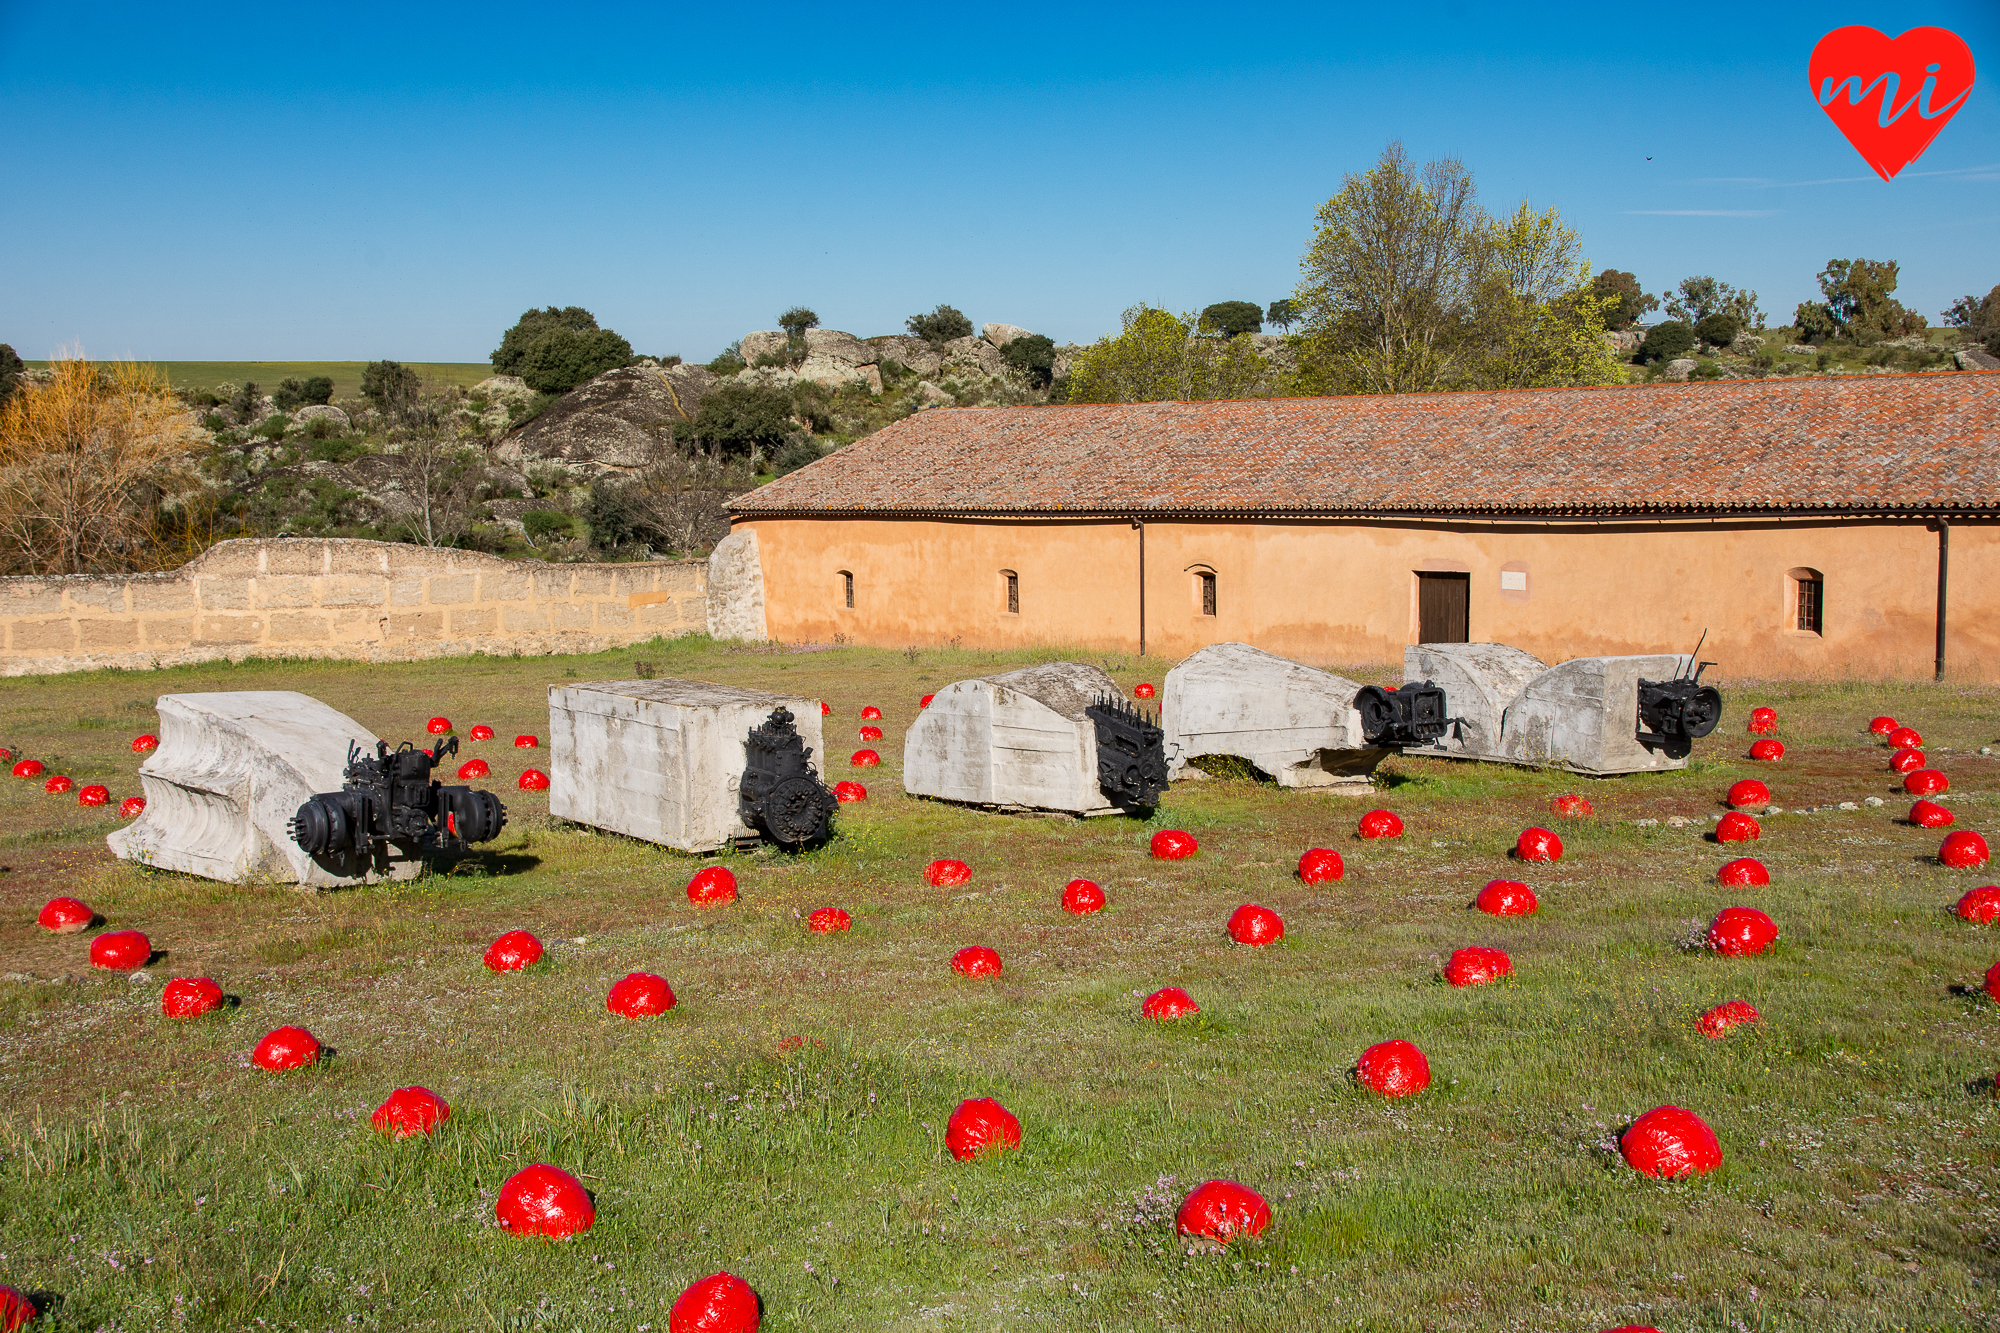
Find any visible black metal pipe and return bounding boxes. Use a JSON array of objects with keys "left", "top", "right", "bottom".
[
  {"left": 1936, "top": 519, "right": 1950, "bottom": 681},
  {"left": 1132, "top": 518, "right": 1146, "bottom": 656}
]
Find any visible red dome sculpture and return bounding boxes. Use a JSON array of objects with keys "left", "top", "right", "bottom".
[
  {"left": 484, "top": 930, "right": 544, "bottom": 971},
  {"left": 687, "top": 866, "right": 739, "bottom": 906},
  {"left": 36, "top": 896, "right": 93, "bottom": 933},
  {"left": 161, "top": 976, "right": 223, "bottom": 1018},
  {"left": 1747, "top": 707, "right": 1777, "bottom": 734},
  {"left": 1550, "top": 794, "right": 1593, "bottom": 818},
  {"left": 1905, "top": 768, "right": 1949, "bottom": 797},
  {"left": 1133, "top": 683, "right": 1156, "bottom": 699},
  {"left": 1150, "top": 829, "right": 1199, "bottom": 859},
  {"left": 1355, "top": 1039, "right": 1431, "bottom": 1097},
  {"left": 670, "top": 1272, "right": 761, "bottom": 1333},
  {"left": 1716, "top": 857, "right": 1770, "bottom": 887},
  {"left": 1955, "top": 886, "right": 2000, "bottom": 923},
  {"left": 10, "top": 759, "right": 43, "bottom": 779},
  {"left": 514, "top": 734, "right": 539, "bottom": 748},
  {"left": 1716, "top": 812, "right": 1761, "bottom": 843},
  {"left": 951, "top": 946, "right": 1002, "bottom": 977},
  {"left": 1515, "top": 827, "right": 1563, "bottom": 862},
  {"left": 0, "top": 1285, "right": 34, "bottom": 1331},
  {"left": 1868, "top": 715, "right": 1898, "bottom": 736},
  {"left": 1620, "top": 1105, "right": 1722, "bottom": 1178},
  {"left": 1357, "top": 809, "right": 1403, "bottom": 839},
  {"left": 1696, "top": 1000, "right": 1761, "bottom": 1038},
  {"left": 850, "top": 749, "right": 881, "bottom": 767},
  {"left": 457, "top": 758, "right": 490, "bottom": 779},
  {"left": 1443, "top": 946, "right": 1512, "bottom": 987},
  {"left": 1941, "top": 831, "right": 1991, "bottom": 869},
  {"left": 1227, "top": 904, "right": 1284, "bottom": 946},
  {"left": 1297, "top": 847, "right": 1344, "bottom": 882},
  {"left": 1890, "top": 747, "right": 1927, "bottom": 774},
  {"left": 859, "top": 725, "right": 884, "bottom": 741},
  {"left": 1142, "top": 986, "right": 1199, "bottom": 1019},
  {"left": 819, "top": 702, "right": 831, "bottom": 715},
  {"left": 119, "top": 796, "right": 146, "bottom": 818},
  {"left": 373, "top": 1086, "right": 451, "bottom": 1139},
  {"left": 1708, "top": 906, "right": 1778, "bottom": 955},
  {"left": 807, "top": 907, "right": 851, "bottom": 932},
  {"left": 252, "top": 1025, "right": 321, "bottom": 1071},
  {"left": 1175, "top": 1180, "right": 1270, "bottom": 1242},
  {"left": 89, "top": 929, "right": 150, "bottom": 970},
  {"left": 1476, "top": 880, "right": 1539, "bottom": 916},
  {"left": 945, "top": 1097, "right": 1021, "bottom": 1160},
  {"left": 1887, "top": 726, "right": 1923, "bottom": 749},
  {"left": 925, "top": 859, "right": 972, "bottom": 887},
  {"left": 426, "top": 716, "right": 452, "bottom": 735},
  {"left": 833, "top": 780, "right": 867, "bottom": 802},
  {"left": 606, "top": 972, "right": 676, "bottom": 1017},
  {"left": 1061, "top": 879, "right": 1105, "bottom": 914},
  {"left": 517, "top": 769, "right": 550, "bottom": 790},
  {"left": 1987, "top": 962, "right": 2000, "bottom": 1004},
  {"left": 1911, "top": 799, "right": 1956, "bottom": 829},
  {"left": 131, "top": 733, "right": 159, "bottom": 753},
  {"left": 860, "top": 706, "right": 882, "bottom": 720},
  {"left": 469, "top": 725, "right": 495, "bottom": 741},
  {"left": 496, "top": 1163, "right": 594, "bottom": 1238},
  {"left": 919, "top": 694, "right": 934, "bottom": 707},
  {"left": 1726, "top": 778, "right": 1771, "bottom": 809},
  {"left": 43, "top": 775, "right": 74, "bottom": 795},
  {"left": 1748, "top": 739, "right": 1785, "bottom": 762}
]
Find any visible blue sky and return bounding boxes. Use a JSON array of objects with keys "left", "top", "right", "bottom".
[{"left": 2, "top": 2, "right": 1994, "bottom": 363}]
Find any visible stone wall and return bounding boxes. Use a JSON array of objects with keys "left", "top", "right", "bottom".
[{"left": 0, "top": 539, "right": 708, "bottom": 676}]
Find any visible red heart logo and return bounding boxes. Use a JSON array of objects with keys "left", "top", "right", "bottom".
[{"left": 1809, "top": 26, "right": 1976, "bottom": 180}]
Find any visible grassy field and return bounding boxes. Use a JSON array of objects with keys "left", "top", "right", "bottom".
[
  {"left": 23, "top": 362, "right": 495, "bottom": 399},
  {"left": 1, "top": 639, "right": 1997, "bottom": 1331}
]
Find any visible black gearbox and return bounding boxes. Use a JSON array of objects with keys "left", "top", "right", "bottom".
[
  {"left": 740, "top": 707, "right": 837, "bottom": 847},
  {"left": 289, "top": 736, "right": 507, "bottom": 857},
  {"left": 1086, "top": 695, "right": 1169, "bottom": 811},
  {"left": 1354, "top": 681, "right": 1449, "bottom": 746}
]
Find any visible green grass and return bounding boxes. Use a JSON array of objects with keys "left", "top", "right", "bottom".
[
  {"left": 1, "top": 643, "right": 1998, "bottom": 1329},
  {"left": 24, "top": 361, "right": 496, "bottom": 399}
]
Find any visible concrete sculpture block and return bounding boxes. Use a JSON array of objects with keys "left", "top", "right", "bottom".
[
  {"left": 904, "top": 662, "right": 1159, "bottom": 816},
  {"left": 549, "top": 677, "right": 826, "bottom": 852},
  {"left": 1403, "top": 644, "right": 1705, "bottom": 775},
  {"left": 1161, "top": 642, "right": 1388, "bottom": 791},
  {"left": 107, "top": 690, "right": 413, "bottom": 887}
]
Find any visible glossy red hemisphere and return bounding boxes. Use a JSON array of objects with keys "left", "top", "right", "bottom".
[
  {"left": 496, "top": 1163, "right": 595, "bottom": 1238},
  {"left": 0, "top": 1284, "right": 33, "bottom": 1331},
  {"left": 89, "top": 929, "right": 150, "bottom": 970},
  {"left": 1716, "top": 812, "right": 1761, "bottom": 842},
  {"left": 919, "top": 693, "right": 934, "bottom": 707},
  {"left": 1443, "top": 946, "right": 1512, "bottom": 987},
  {"left": 1357, "top": 809, "right": 1403, "bottom": 839},
  {"left": 43, "top": 774, "right": 74, "bottom": 794},
  {"left": 373, "top": 1086, "right": 451, "bottom": 1139},
  {"left": 1175, "top": 1179, "right": 1270, "bottom": 1242},
  {"left": 1887, "top": 726, "right": 1923, "bottom": 749},
  {"left": 687, "top": 866, "right": 739, "bottom": 906},
  {"left": 426, "top": 716, "right": 452, "bottom": 734},
  {"left": 1297, "top": 847, "right": 1344, "bottom": 882},
  {"left": 925, "top": 858, "right": 972, "bottom": 887},
  {"left": 119, "top": 795, "right": 146, "bottom": 818},
  {"left": 832, "top": 780, "right": 867, "bottom": 802},
  {"left": 1905, "top": 768, "right": 1950, "bottom": 796},
  {"left": 514, "top": 734, "right": 539, "bottom": 748},
  {"left": 1716, "top": 856, "right": 1771, "bottom": 887},
  {"left": 1227, "top": 904, "right": 1284, "bottom": 946},
  {"left": 859, "top": 725, "right": 883, "bottom": 741},
  {"left": 1868, "top": 715, "right": 1899, "bottom": 736},
  {"left": 1550, "top": 794, "right": 1593, "bottom": 818},
  {"left": 1890, "top": 747, "right": 1927, "bottom": 774},
  {"left": 10, "top": 759, "right": 43, "bottom": 779},
  {"left": 1150, "top": 829, "right": 1199, "bottom": 859},
  {"left": 1515, "top": 826, "right": 1563, "bottom": 862},
  {"left": 669, "top": 1272, "right": 761, "bottom": 1333},
  {"left": 36, "top": 896, "right": 93, "bottom": 933},
  {"left": 1942, "top": 831, "right": 1991, "bottom": 869},
  {"left": 945, "top": 1096, "right": 1022, "bottom": 1160},
  {"left": 457, "top": 758, "right": 490, "bottom": 779},
  {"left": 1955, "top": 885, "right": 2000, "bottom": 923},
  {"left": 1061, "top": 878, "right": 1105, "bottom": 914},
  {"left": 606, "top": 972, "right": 676, "bottom": 1017},
  {"left": 1355, "top": 1039, "right": 1431, "bottom": 1097},
  {"left": 1142, "top": 986, "right": 1200, "bottom": 1019},
  {"left": 1726, "top": 778, "right": 1771, "bottom": 808},
  {"left": 517, "top": 768, "right": 550, "bottom": 790},
  {"left": 1708, "top": 905, "right": 1779, "bottom": 956},
  {"left": 131, "top": 733, "right": 159, "bottom": 752},
  {"left": 850, "top": 748, "right": 881, "bottom": 767},
  {"left": 1696, "top": 1000, "right": 1761, "bottom": 1038},
  {"left": 1133, "top": 682, "right": 1157, "bottom": 698},
  {"left": 1748, "top": 739, "right": 1785, "bottom": 762},
  {"left": 1620, "top": 1105, "right": 1722, "bottom": 1178},
  {"left": 484, "top": 929, "right": 544, "bottom": 971},
  {"left": 469, "top": 724, "right": 495, "bottom": 741},
  {"left": 253, "top": 1025, "right": 321, "bottom": 1071},
  {"left": 160, "top": 976, "right": 223, "bottom": 1018},
  {"left": 1476, "top": 879, "right": 1539, "bottom": 915},
  {"left": 1987, "top": 961, "right": 2000, "bottom": 1004},
  {"left": 1748, "top": 706, "right": 1778, "bottom": 734},
  {"left": 860, "top": 705, "right": 883, "bottom": 720},
  {"left": 951, "top": 946, "right": 1002, "bottom": 977},
  {"left": 819, "top": 701, "right": 831, "bottom": 715},
  {"left": 1911, "top": 799, "right": 1956, "bottom": 829},
  {"left": 807, "top": 907, "right": 851, "bottom": 932}
]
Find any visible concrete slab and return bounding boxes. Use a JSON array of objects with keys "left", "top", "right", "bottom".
[{"left": 1162, "top": 642, "right": 1389, "bottom": 791}]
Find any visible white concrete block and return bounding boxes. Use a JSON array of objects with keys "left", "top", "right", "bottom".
[
  {"left": 1402, "top": 642, "right": 1548, "bottom": 761},
  {"left": 1162, "top": 642, "right": 1388, "bottom": 790},
  {"left": 549, "top": 677, "right": 825, "bottom": 852},
  {"left": 107, "top": 690, "right": 412, "bottom": 887},
  {"left": 903, "top": 662, "right": 1138, "bottom": 815}
]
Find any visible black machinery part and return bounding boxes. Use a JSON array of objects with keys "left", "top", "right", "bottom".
[
  {"left": 1354, "top": 681, "right": 1450, "bottom": 746},
  {"left": 1636, "top": 674, "right": 1724, "bottom": 759},
  {"left": 1085, "top": 695, "right": 1169, "bottom": 811},
  {"left": 289, "top": 735, "right": 508, "bottom": 857},
  {"left": 740, "top": 707, "right": 837, "bottom": 847}
]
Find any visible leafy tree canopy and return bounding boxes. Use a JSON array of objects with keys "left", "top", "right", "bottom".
[
  {"left": 1945, "top": 284, "right": 2000, "bottom": 355},
  {"left": 1001, "top": 333, "right": 1057, "bottom": 389},
  {"left": 492, "top": 307, "right": 600, "bottom": 375},
  {"left": 685, "top": 381, "right": 798, "bottom": 457},
  {"left": 518, "top": 327, "right": 635, "bottom": 394},
  {"left": 0, "top": 344, "right": 24, "bottom": 408},
  {"left": 1665, "top": 276, "right": 1762, "bottom": 330},
  {"left": 1265, "top": 299, "right": 1300, "bottom": 333},
  {"left": 1694, "top": 312, "right": 1743, "bottom": 349},
  {"left": 1199, "top": 301, "right": 1263, "bottom": 337},
  {"left": 1066, "top": 306, "right": 1267, "bottom": 404},
  {"left": 1797, "top": 258, "right": 1927, "bottom": 345},
  {"left": 778, "top": 307, "right": 820, "bottom": 338},
  {"left": 906, "top": 304, "right": 973, "bottom": 345},
  {"left": 274, "top": 376, "right": 334, "bottom": 410},
  {"left": 1590, "top": 271, "right": 1658, "bottom": 331},
  {"left": 361, "top": 361, "right": 420, "bottom": 412},
  {"left": 1635, "top": 321, "right": 1695, "bottom": 363}
]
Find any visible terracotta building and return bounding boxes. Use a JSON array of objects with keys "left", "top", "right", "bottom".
[{"left": 715, "top": 372, "right": 2000, "bottom": 681}]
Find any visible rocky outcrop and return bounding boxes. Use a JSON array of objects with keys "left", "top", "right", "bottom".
[
  {"left": 496, "top": 362, "right": 716, "bottom": 475},
  {"left": 1663, "top": 358, "right": 1698, "bottom": 382},
  {"left": 940, "top": 336, "right": 1008, "bottom": 379},
  {"left": 291, "top": 405, "right": 351, "bottom": 431},
  {"left": 981, "top": 323, "right": 1031, "bottom": 349},
  {"left": 871, "top": 336, "right": 944, "bottom": 377}
]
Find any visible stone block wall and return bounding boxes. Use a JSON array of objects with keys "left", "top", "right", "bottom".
[{"left": 0, "top": 539, "right": 708, "bottom": 676}]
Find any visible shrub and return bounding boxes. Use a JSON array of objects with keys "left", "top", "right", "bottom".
[
  {"left": 684, "top": 381, "right": 796, "bottom": 457},
  {"left": 1264, "top": 299, "right": 1300, "bottom": 333},
  {"left": 361, "top": 361, "right": 420, "bottom": 413},
  {"left": 202, "top": 411, "right": 227, "bottom": 432},
  {"left": 707, "top": 343, "right": 745, "bottom": 376},
  {"left": 771, "top": 438, "right": 822, "bottom": 477},
  {"left": 1694, "top": 313, "right": 1742, "bottom": 349},
  {"left": 1689, "top": 360, "right": 1726, "bottom": 380},
  {"left": 1002, "top": 333, "right": 1057, "bottom": 388},
  {"left": 906, "top": 304, "right": 973, "bottom": 345},
  {"left": 274, "top": 376, "right": 334, "bottom": 410},
  {"left": 1636, "top": 321, "right": 1695, "bottom": 363},
  {"left": 492, "top": 307, "right": 599, "bottom": 375},
  {"left": 0, "top": 344, "right": 22, "bottom": 408},
  {"left": 1589, "top": 271, "right": 1657, "bottom": 331},
  {"left": 256, "top": 414, "right": 289, "bottom": 441},
  {"left": 1199, "top": 301, "right": 1263, "bottom": 337},
  {"left": 522, "top": 509, "right": 574, "bottom": 544},
  {"left": 517, "top": 327, "right": 634, "bottom": 394},
  {"left": 230, "top": 381, "right": 262, "bottom": 421},
  {"left": 778, "top": 307, "right": 820, "bottom": 338}
]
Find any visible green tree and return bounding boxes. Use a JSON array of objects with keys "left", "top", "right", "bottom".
[
  {"left": 906, "top": 304, "right": 973, "bottom": 345},
  {"left": 1800, "top": 259, "right": 1926, "bottom": 344},
  {"left": 517, "top": 327, "right": 634, "bottom": 393},
  {"left": 1694, "top": 312, "right": 1743, "bottom": 349},
  {"left": 1945, "top": 284, "right": 2000, "bottom": 355},
  {"left": 1636, "top": 321, "right": 1696, "bottom": 363},
  {"left": 1665, "top": 276, "right": 1762, "bottom": 330},
  {"left": 1199, "top": 301, "right": 1263, "bottom": 337},
  {"left": 360, "top": 361, "right": 420, "bottom": 415},
  {"left": 491, "top": 307, "right": 599, "bottom": 375},
  {"left": 0, "top": 345, "right": 23, "bottom": 409},
  {"left": 273, "top": 376, "right": 333, "bottom": 410},
  {"left": 1066, "top": 306, "right": 1267, "bottom": 404},
  {"left": 1589, "top": 271, "right": 1657, "bottom": 330},
  {"left": 1466, "top": 203, "right": 1620, "bottom": 390},
  {"left": 1001, "top": 333, "right": 1057, "bottom": 389},
  {"left": 1264, "top": 299, "right": 1300, "bottom": 333},
  {"left": 684, "top": 381, "right": 798, "bottom": 458}
]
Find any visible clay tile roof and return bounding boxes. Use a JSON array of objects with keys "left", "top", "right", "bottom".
[{"left": 729, "top": 372, "right": 2000, "bottom": 518}]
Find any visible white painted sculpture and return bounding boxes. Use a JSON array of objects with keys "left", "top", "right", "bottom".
[
  {"left": 1161, "top": 642, "right": 1389, "bottom": 791},
  {"left": 107, "top": 690, "right": 411, "bottom": 887},
  {"left": 904, "top": 662, "right": 1158, "bottom": 816},
  {"left": 549, "top": 677, "right": 826, "bottom": 852}
]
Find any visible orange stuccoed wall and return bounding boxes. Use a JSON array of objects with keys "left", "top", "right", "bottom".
[{"left": 736, "top": 514, "right": 1997, "bottom": 680}]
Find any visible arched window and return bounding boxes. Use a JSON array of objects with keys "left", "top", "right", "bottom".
[
  {"left": 1000, "top": 570, "right": 1019, "bottom": 615},
  {"left": 1788, "top": 567, "right": 1823, "bottom": 635},
  {"left": 839, "top": 570, "right": 854, "bottom": 610},
  {"left": 1187, "top": 565, "right": 1217, "bottom": 616}
]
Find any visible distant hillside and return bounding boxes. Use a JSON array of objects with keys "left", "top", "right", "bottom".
[{"left": 25, "top": 360, "right": 493, "bottom": 399}]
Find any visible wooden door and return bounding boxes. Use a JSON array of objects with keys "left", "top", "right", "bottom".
[{"left": 1418, "top": 573, "right": 1469, "bottom": 643}]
